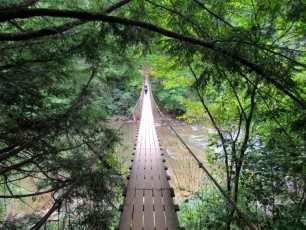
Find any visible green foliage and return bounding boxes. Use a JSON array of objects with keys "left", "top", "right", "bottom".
[
  {"left": 146, "top": 54, "right": 192, "bottom": 115},
  {"left": 1, "top": 214, "right": 39, "bottom": 230},
  {"left": 140, "top": 0, "right": 305, "bottom": 227},
  {"left": 178, "top": 188, "right": 227, "bottom": 229},
  {"left": 0, "top": 0, "right": 305, "bottom": 228},
  {"left": 151, "top": 78, "right": 187, "bottom": 115},
  {"left": 0, "top": 0, "right": 145, "bottom": 227}
]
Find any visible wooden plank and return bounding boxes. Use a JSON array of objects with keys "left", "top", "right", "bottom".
[
  {"left": 137, "top": 131, "right": 146, "bottom": 190},
  {"left": 132, "top": 146, "right": 141, "bottom": 165},
  {"left": 127, "top": 170, "right": 137, "bottom": 190},
  {"left": 162, "top": 189, "right": 180, "bottom": 229},
  {"left": 136, "top": 150, "right": 145, "bottom": 189},
  {"left": 119, "top": 188, "right": 135, "bottom": 230},
  {"left": 119, "top": 77, "right": 180, "bottom": 230},
  {"left": 153, "top": 189, "right": 167, "bottom": 230},
  {"left": 145, "top": 165, "right": 153, "bottom": 189},
  {"left": 128, "top": 148, "right": 141, "bottom": 190},
  {"left": 145, "top": 140, "right": 152, "bottom": 189},
  {"left": 150, "top": 125, "right": 165, "bottom": 190},
  {"left": 144, "top": 189, "right": 154, "bottom": 230},
  {"left": 132, "top": 189, "right": 143, "bottom": 229},
  {"left": 151, "top": 152, "right": 161, "bottom": 189},
  {"left": 150, "top": 129, "right": 169, "bottom": 189},
  {"left": 155, "top": 152, "right": 169, "bottom": 189}
]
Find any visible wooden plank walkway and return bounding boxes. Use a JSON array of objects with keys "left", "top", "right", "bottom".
[{"left": 118, "top": 79, "right": 181, "bottom": 230}]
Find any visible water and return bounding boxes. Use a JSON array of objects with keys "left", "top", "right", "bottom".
[
  {"left": 157, "top": 119, "right": 214, "bottom": 163},
  {"left": 114, "top": 119, "right": 214, "bottom": 200}
]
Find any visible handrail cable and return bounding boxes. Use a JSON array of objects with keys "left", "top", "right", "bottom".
[
  {"left": 31, "top": 93, "right": 141, "bottom": 230},
  {"left": 151, "top": 89, "right": 256, "bottom": 230}
]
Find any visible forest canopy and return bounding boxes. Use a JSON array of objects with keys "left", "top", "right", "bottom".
[{"left": 0, "top": 0, "right": 305, "bottom": 229}]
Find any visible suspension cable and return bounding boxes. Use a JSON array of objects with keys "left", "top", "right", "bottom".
[{"left": 151, "top": 89, "right": 256, "bottom": 230}]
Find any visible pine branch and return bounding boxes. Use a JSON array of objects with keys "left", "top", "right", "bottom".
[
  {"left": 8, "top": 20, "right": 25, "bottom": 31},
  {"left": 0, "top": 8, "right": 215, "bottom": 49},
  {"left": 0, "top": 8, "right": 304, "bottom": 108},
  {"left": 0, "top": 185, "right": 66, "bottom": 198},
  {"left": 192, "top": 0, "right": 233, "bottom": 28},
  {"left": 0, "top": 0, "right": 39, "bottom": 12},
  {"left": 0, "top": 0, "right": 132, "bottom": 41},
  {"left": 145, "top": 0, "right": 212, "bottom": 39},
  {"left": 0, "top": 21, "right": 82, "bottom": 41},
  {"left": 0, "top": 142, "right": 33, "bottom": 161},
  {"left": 0, "top": 153, "right": 44, "bottom": 175}
]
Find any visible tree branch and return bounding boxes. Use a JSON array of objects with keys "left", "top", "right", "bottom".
[
  {"left": 0, "top": 21, "right": 82, "bottom": 41},
  {"left": 0, "top": 185, "right": 66, "bottom": 198},
  {"left": 189, "top": 63, "right": 232, "bottom": 193},
  {"left": 0, "top": 141, "right": 37, "bottom": 162},
  {"left": 145, "top": 0, "right": 212, "bottom": 39},
  {"left": 0, "top": 0, "right": 39, "bottom": 12},
  {"left": 192, "top": 0, "right": 233, "bottom": 28},
  {"left": 0, "top": 7, "right": 304, "bottom": 108},
  {"left": 104, "top": 0, "right": 132, "bottom": 14},
  {"left": 0, "top": 0, "right": 132, "bottom": 41},
  {"left": 0, "top": 153, "right": 44, "bottom": 175},
  {"left": 8, "top": 20, "right": 25, "bottom": 31},
  {"left": 0, "top": 8, "right": 215, "bottom": 48}
]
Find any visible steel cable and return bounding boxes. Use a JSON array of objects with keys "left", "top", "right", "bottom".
[{"left": 150, "top": 85, "right": 256, "bottom": 230}]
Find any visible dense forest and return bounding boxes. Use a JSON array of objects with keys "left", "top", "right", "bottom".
[{"left": 0, "top": 0, "right": 305, "bottom": 229}]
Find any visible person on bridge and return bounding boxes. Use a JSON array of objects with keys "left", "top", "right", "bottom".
[{"left": 144, "top": 84, "right": 148, "bottom": 94}]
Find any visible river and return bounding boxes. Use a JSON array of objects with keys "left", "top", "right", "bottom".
[{"left": 115, "top": 118, "right": 215, "bottom": 200}]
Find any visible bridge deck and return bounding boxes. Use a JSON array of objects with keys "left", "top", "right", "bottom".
[{"left": 118, "top": 80, "right": 180, "bottom": 230}]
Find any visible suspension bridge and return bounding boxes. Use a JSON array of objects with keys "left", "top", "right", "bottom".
[
  {"left": 3, "top": 76, "right": 257, "bottom": 229},
  {"left": 118, "top": 78, "right": 181, "bottom": 229},
  {"left": 118, "top": 76, "right": 254, "bottom": 230}
]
